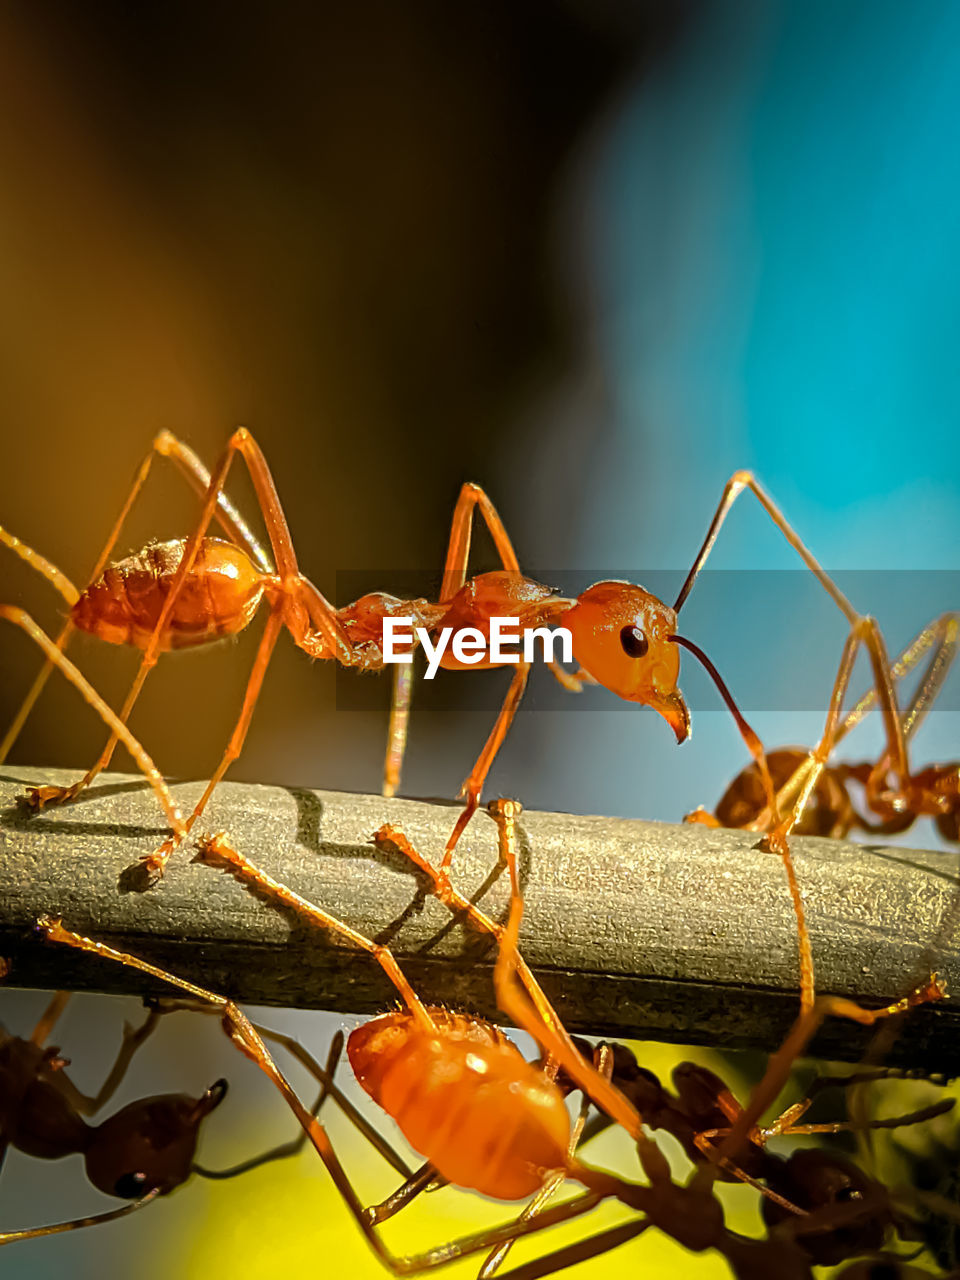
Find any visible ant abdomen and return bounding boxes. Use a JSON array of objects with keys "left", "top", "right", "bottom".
[
  {"left": 715, "top": 749, "right": 854, "bottom": 837},
  {"left": 72, "top": 538, "right": 266, "bottom": 651},
  {"left": 347, "top": 1009, "right": 570, "bottom": 1200}
]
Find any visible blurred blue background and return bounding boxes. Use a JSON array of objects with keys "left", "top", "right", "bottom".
[{"left": 522, "top": 0, "right": 960, "bottom": 828}]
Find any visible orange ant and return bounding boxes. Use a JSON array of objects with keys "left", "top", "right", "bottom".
[
  {"left": 688, "top": 611, "right": 960, "bottom": 847},
  {"left": 35, "top": 916, "right": 652, "bottom": 1276},
  {"left": 370, "top": 807, "right": 954, "bottom": 1267},
  {"left": 0, "top": 990, "right": 227, "bottom": 1245},
  {"left": 196, "top": 800, "right": 947, "bottom": 1271},
  {"left": 0, "top": 436, "right": 900, "bottom": 912}
]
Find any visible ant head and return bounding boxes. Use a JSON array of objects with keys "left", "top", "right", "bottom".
[
  {"left": 564, "top": 582, "right": 689, "bottom": 741},
  {"left": 84, "top": 1078, "right": 227, "bottom": 1199},
  {"left": 670, "top": 1062, "right": 732, "bottom": 1120},
  {"left": 762, "top": 1149, "right": 886, "bottom": 1266}
]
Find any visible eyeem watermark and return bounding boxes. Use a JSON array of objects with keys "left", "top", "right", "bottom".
[{"left": 382, "top": 616, "right": 573, "bottom": 679}]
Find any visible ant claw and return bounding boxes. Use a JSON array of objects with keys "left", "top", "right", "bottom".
[
  {"left": 915, "top": 973, "right": 948, "bottom": 1005},
  {"left": 195, "top": 831, "right": 239, "bottom": 868},
  {"left": 486, "top": 797, "right": 522, "bottom": 819},
  {"left": 20, "top": 784, "right": 65, "bottom": 812},
  {"left": 683, "top": 806, "right": 721, "bottom": 828},
  {"left": 142, "top": 846, "right": 171, "bottom": 881},
  {"left": 758, "top": 822, "right": 791, "bottom": 858}
]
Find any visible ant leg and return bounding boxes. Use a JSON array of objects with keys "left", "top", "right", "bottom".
[
  {"left": 0, "top": 527, "right": 79, "bottom": 606},
  {"left": 545, "top": 661, "right": 595, "bottom": 693},
  {"left": 242, "top": 1023, "right": 415, "bottom": 1180},
  {"left": 718, "top": 975, "right": 947, "bottom": 1168},
  {"left": 492, "top": 889, "right": 646, "bottom": 1148},
  {"left": 674, "top": 471, "right": 860, "bottom": 620},
  {"left": 375, "top": 804, "right": 568, "bottom": 1038},
  {"left": 439, "top": 483, "right": 521, "bottom": 602},
  {"left": 773, "top": 1098, "right": 955, "bottom": 1138},
  {"left": 0, "top": 1190, "right": 161, "bottom": 1246},
  {"left": 131, "top": 1000, "right": 416, "bottom": 1181},
  {"left": 695, "top": 611, "right": 960, "bottom": 837},
  {"left": 764, "top": 622, "right": 885, "bottom": 850},
  {"left": 150, "top": 430, "right": 273, "bottom": 573},
  {"left": 831, "top": 612, "right": 960, "bottom": 755},
  {"left": 383, "top": 661, "right": 413, "bottom": 797},
  {"left": 690, "top": 1130, "right": 806, "bottom": 1215},
  {"left": 366, "top": 1162, "right": 443, "bottom": 1226},
  {"left": 377, "top": 803, "right": 651, "bottom": 1143},
  {"left": 54, "top": 1009, "right": 164, "bottom": 1117},
  {"left": 195, "top": 1031, "right": 339, "bottom": 1181},
  {"left": 442, "top": 663, "right": 530, "bottom": 880},
  {"left": 37, "top": 917, "right": 613, "bottom": 1276},
  {"left": 139, "top": 606, "right": 285, "bottom": 882},
  {"left": 195, "top": 1082, "right": 329, "bottom": 1181},
  {"left": 475, "top": 1221, "right": 652, "bottom": 1280},
  {"left": 376, "top": 483, "right": 523, "bottom": 803},
  {"left": 194, "top": 839, "right": 438, "bottom": 1034},
  {"left": 28, "top": 991, "right": 72, "bottom": 1044},
  {"left": 760, "top": 612, "right": 960, "bottom": 846},
  {"left": 0, "top": 608, "right": 185, "bottom": 839},
  {"left": 670, "top": 634, "right": 817, "bottom": 1010},
  {"left": 674, "top": 472, "right": 926, "bottom": 795},
  {"left": 0, "top": 432, "right": 271, "bottom": 769}
]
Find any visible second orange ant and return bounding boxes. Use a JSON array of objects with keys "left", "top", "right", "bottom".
[{"left": 689, "top": 611, "right": 960, "bottom": 848}]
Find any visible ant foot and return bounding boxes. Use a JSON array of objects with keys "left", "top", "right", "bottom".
[
  {"left": 194, "top": 831, "right": 239, "bottom": 868},
  {"left": 141, "top": 837, "right": 177, "bottom": 884},
  {"left": 486, "top": 797, "right": 522, "bottom": 820},
  {"left": 20, "top": 783, "right": 76, "bottom": 812},
  {"left": 758, "top": 821, "right": 792, "bottom": 858},
  {"left": 683, "top": 806, "right": 722, "bottom": 828},
  {"left": 913, "top": 973, "right": 948, "bottom": 1006}
]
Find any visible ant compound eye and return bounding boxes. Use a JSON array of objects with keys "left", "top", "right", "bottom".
[
  {"left": 619, "top": 626, "right": 649, "bottom": 659},
  {"left": 114, "top": 1170, "right": 150, "bottom": 1199},
  {"left": 835, "top": 1185, "right": 863, "bottom": 1204}
]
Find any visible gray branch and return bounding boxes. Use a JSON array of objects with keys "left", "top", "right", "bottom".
[{"left": 0, "top": 767, "right": 957, "bottom": 1071}]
